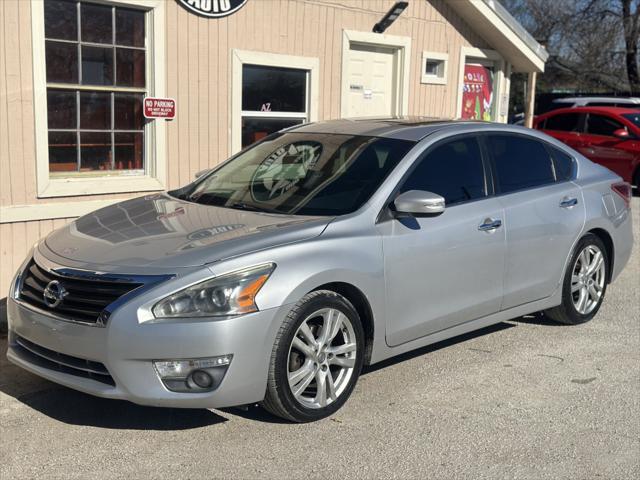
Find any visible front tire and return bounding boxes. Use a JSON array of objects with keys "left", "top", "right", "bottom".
[
  {"left": 545, "top": 233, "right": 608, "bottom": 325},
  {"left": 262, "top": 290, "right": 365, "bottom": 422}
]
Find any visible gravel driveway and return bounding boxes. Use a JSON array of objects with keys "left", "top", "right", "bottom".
[{"left": 1, "top": 198, "right": 638, "bottom": 480}]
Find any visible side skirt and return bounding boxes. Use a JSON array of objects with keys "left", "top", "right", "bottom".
[{"left": 369, "top": 293, "right": 561, "bottom": 365}]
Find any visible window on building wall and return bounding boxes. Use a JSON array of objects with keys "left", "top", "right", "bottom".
[
  {"left": 241, "top": 65, "right": 309, "bottom": 148},
  {"left": 44, "top": 0, "right": 146, "bottom": 176},
  {"left": 421, "top": 52, "right": 448, "bottom": 85}
]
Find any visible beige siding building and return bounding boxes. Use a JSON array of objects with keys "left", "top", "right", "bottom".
[{"left": 0, "top": 0, "right": 546, "bottom": 294}]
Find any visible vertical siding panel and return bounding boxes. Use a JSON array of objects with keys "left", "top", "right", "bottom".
[
  {"left": 217, "top": 16, "right": 229, "bottom": 163},
  {"left": 0, "top": 224, "right": 13, "bottom": 296},
  {"left": 0, "top": 0, "right": 13, "bottom": 207},
  {"left": 208, "top": 21, "right": 219, "bottom": 167},
  {"left": 187, "top": 13, "right": 199, "bottom": 179},
  {"left": 11, "top": 222, "right": 26, "bottom": 282},
  {"left": 317, "top": 4, "right": 328, "bottom": 119},
  {"left": 329, "top": 7, "right": 340, "bottom": 119},
  {"left": 176, "top": 8, "right": 189, "bottom": 186},
  {"left": 166, "top": 0, "right": 180, "bottom": 190},
  {"left": 3, "top": 0, "right": 25, "bottom": 205},
  {"left": 197, "top": 16, "right": 209, "bottom": 174},
  {"left": 18, "top": 0, "right": 36, "bottom": 203}
]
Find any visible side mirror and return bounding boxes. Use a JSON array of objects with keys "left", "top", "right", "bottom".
[
  {"left": 393, "top": 190, "right": 446, "bottom": 216},
  {"left": 194, "top": 168, "right": 211, "bottom": 179},
  {"left": 613, "top": 128, "right": 630, "bottom": 139}
]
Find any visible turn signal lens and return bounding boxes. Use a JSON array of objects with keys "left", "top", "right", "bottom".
[
  {"left": 152, "top": 264, "right": 275, "bottom": 318},
  {"left": 611, "top": 182, "right": 632, "bottom": 209}
]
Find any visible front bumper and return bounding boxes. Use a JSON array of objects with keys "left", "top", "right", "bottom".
[{"left": 6, "top": 297, "right": 291, "bottom": 409}]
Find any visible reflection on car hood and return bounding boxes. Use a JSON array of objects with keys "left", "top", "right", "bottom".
[{"left": 44, "top": 193, "right": 332, "bottom": 268}]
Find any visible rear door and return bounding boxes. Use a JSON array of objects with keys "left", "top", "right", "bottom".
[
  {"left": 538, "top": 112, "right": 586, "bottom": 150},
  {"left": 580, "top": 113, "right": 637, "bottom": 182},
  {"left": 484, "top": 134, "right": 585, "bottom": 310},
  {"left": 380, "top": 135, "right": 505, "bottom": 347}
]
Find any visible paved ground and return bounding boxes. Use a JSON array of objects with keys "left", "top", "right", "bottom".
[{"left": 1, "top": 199, "right": 638, "bottom": 480}]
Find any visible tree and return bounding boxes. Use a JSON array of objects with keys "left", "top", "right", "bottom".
[
  {"left": 621, "top": 0, "right": 640, "bottom": 92},
  {"left": 502, "top": 0, "right": 639, "bottom": 94}
]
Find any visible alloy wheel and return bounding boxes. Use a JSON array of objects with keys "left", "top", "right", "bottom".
[
  {"left": 571, "top": 245, "right": 606, "bottom": 315},
  {"left": 287, "top": 308, "right": 357, "bottom": 409}
]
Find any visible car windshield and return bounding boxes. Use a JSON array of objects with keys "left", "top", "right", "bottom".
[
  {"left": 173, "top": 132, "right": 414, "bottom": 216},
  {"left": 622, "top": 112, "right": 640, "bottom": 128}
]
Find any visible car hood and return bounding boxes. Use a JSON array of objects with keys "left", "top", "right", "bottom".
[{"left": 44, "top": 193, "right": 332, "bottom": 268}]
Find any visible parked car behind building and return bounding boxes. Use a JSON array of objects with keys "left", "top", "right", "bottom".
[{"left": 534, "top": 107, "right": 640, "bottom": 188}]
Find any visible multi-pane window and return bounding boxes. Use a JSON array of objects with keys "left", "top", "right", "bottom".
[
  {"left": 241, "top": 65, "right": 309, "bottom": 148},
  {"left": 44, "top": 0, "right": 146, "bottom": 176}
]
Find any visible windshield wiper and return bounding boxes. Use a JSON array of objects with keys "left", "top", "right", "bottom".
[{"left": 225, "top": 202, "right": 281, "bottom": 213}]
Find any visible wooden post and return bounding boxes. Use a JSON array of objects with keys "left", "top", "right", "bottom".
[{"left": 524, "top": 71, "right": 537, "bottom": 128}]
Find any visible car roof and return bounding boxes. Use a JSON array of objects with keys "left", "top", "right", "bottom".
[
  {"left": 537, "top": 106, "right": 639, "bottom": 120},
  {"left": 552, "top": 96, "right": 640, "bottom": 104},
  {"left": 286, "top": 117, "right": 504, "bottom": 141}
]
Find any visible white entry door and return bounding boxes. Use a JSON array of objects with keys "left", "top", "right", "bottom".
[{"left": 344, "top": 44, "right": 397, "bottom": 117}]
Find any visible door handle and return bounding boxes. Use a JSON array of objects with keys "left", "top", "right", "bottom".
[
  {"left": 478, "top": 218, "right": 502, "bottom": 232},
  {"left": 560, "top": 197, "right": 578, "bottom": 208}
]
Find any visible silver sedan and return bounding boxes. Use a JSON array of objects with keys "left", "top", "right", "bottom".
[{"left": 6, "top": 118, "right": 634, "bottom": 422}]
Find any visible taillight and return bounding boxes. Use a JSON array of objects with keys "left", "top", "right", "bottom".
[{"left": 611, "top": 182, "right": 632, "bottom": 209}]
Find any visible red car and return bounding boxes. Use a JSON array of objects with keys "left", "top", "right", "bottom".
[{"left": 534, "top": 107, "right": 640, "bottom": 187}]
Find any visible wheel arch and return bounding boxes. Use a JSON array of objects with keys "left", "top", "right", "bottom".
[
  {"left": 586, "top": 228, "right": 615, "bottom": 283},
  {"left": 309, "top": 282, "right": 375, "bottom": 366}
]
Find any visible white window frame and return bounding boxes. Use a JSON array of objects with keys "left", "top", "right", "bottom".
[
  {"left": 231, "top": 50, "right": 319, "bottom": 154},
  {"left": 456, "top": 47, "right": 508, "bottom": 123},
  {"left": 31, "top": 0, "right": 167, "bottom": 198},
  {"left": 420, "top": 51, "right": 448, "bottom": 85}
]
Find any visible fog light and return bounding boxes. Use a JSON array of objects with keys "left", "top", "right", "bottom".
[
  {"left": 153, "top": 355, "right": 232, "bottom": 393},
  {"left": 190, "top": 370, "right": 213, "bottom": 389}
]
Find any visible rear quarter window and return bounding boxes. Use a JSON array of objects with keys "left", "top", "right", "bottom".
[
  {"left": 487, "top": 134, "right": 555, "bottom": 194},
  {"left": 548, "top": 146, "right": 575, "bottom": 181}
]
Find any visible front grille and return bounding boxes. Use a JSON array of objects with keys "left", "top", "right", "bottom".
[
  {"left": 19, "top": 259, "right": 142, "bottom": 325},
  {"left": 13, "top": 335, "right": 115, "bottom": 386}
]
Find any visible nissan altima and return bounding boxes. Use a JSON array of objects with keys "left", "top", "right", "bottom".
[{"left": 7, "top": 118, "right": 634, "bottom": 422}]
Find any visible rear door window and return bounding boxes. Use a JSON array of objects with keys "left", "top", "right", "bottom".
[
  {"left": 543, "top": 113, "right": 584, "bottom": 132},
  {"left": 401, "top": 136, "right": 486, "bottom": 206},
  {"left": 486, "top": 134, "right": 555, "bottom": 194},
  {"left": 586, "top": 114, "right": 624, "bottom": 137}
]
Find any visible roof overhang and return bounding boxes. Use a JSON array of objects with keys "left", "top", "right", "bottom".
[{"left": 448, "top": 0, "right": 549, "bottom": 73}]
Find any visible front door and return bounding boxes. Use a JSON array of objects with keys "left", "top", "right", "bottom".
[
  {"left": 380, "top": 135, "right": 505, "bottom": 347},
  {"left": 345, "top": 44, "right": 397, "bottom": 117},
  {"left": 579, "top": 113, "right": 638, "bottom": 181}
]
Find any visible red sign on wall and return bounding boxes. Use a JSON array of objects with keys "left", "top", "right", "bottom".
[
  {"left": 461, "top": 64, "right": 494, "bottom": 121},
  {"left": 143, "top": 97, "right": 176, "bottom": 120}
]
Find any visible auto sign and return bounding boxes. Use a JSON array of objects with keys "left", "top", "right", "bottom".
[{"left": 177, "top": 0, "right": 249, "bottom": 18}]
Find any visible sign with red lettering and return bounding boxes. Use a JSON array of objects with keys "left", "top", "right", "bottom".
[{"left": 143, "top": 97, "right": 176, "bottom": 120}]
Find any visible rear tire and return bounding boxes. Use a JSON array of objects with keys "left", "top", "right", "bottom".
[
  {"left": 262, "top": 290, "right": 364, "bottom": 422},
  {"left": 545, "top": 233, "right": 608, "bottom": 325}
]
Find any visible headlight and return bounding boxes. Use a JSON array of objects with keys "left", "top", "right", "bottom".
[{"left": 152, "top": 263, "right": 275, "bottom": 318}]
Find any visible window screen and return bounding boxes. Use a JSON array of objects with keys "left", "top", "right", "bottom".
[
  {"left": 401, "top": 137, "right": 486, "bottom": 205},
  {"left": 487, "top": 135, "right": 555, "bottom": 194}
]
